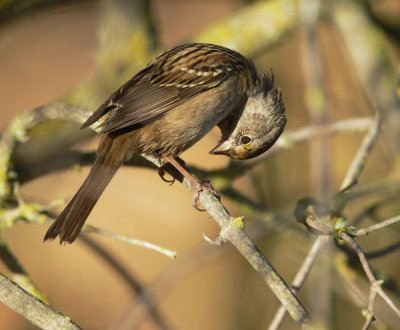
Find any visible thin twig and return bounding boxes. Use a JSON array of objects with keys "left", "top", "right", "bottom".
[
  {"left": 305, "top": 215, "right": 400, "bottom": 240},
  {"left": 340, "top": 233, "right": 400, "bottom": 322},
  {"left": 376, "top": 289, "right": 400, "bottom": 318},
  {"left": 361, "top": 280, "right": 382, "bottom": 330},
  {"left": 350, "top": 215, "right": 400, "bottom": 237},
  {"left": 84, "top": 225, "right": 177, "bottom": 259},
  {"left": 305, "top": 218, "right": 334, "bottom": 235},
  {"left": 304, "top": 216, "right": 400, "bottom": 325},
  {"left": 268, "top": 236, "right": 328, "bottom": 330},
  {"left": 340, "top": 233, "right": 375, "bottom": 285},
  {"left": 340, "top": 112, "right": 382, "bottom": 192},
  {"left": 300, "top": 213, "right": 400, "bottom": 327},
  {"left": 272, "top": 118, "right": 373, "bottom": 154},
  {"left": 79, "top": 235, "right": 173, "bottom": 330}
]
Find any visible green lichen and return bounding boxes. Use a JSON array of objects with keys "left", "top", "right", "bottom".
[
  {"left": 333, "top": 216, "right": 348, "bottom": 230},
  {"left": 0, "top": 201, "right": 47, "bottom": 230},
  {"left": 231, "top": 216, "right": 245, "bottom": 229},
  {"left": 334, "top": 225, "right": 355, "bottom": 240}
]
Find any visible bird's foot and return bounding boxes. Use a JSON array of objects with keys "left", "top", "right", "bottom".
[
  {"left": 191, "top": 180, "right": 221, "bottom": 211},
  {"left": 158, "top": 157, "right": 186, "bottom": 185},
  {"left": 164, "top": 156, "right": 220, "bottom": 210},
  {"left": 158, "top": 164, "right": 175, "bottom": 185}
]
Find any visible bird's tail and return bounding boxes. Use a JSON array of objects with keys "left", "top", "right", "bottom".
[{"left": 44, "top": 132, "right": 135, "bottom": 244}]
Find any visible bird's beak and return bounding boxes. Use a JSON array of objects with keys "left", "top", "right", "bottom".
[{"left": 209, "top": 139, "right": 234, "bottom": 156}]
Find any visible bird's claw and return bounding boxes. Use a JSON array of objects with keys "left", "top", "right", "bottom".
[
  {"left": 191, "top": 180, "right": 221, "bottom": 211},
  {"left": 158, "top": 165, "right": 175, "bottom": 185}
]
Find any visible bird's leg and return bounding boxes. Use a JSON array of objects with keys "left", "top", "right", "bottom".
[
  {"left": 165, "top": 156, "right": 220, "bottom": 210},
  {"left": 158, "top": 157, "right": 186, "bottom": 184}
]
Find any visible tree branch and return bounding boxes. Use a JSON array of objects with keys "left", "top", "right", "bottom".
[
  {"left": 0, "top": 103, "right": 89, "bottom": 199},
  {"left": 145, "top": 156, "right": 311, "bottom": 327},
  {"left": 0, "top": 102, "right": 311, "bottom": 327},
  {"left": 0, "top": 273, "right": 80, "bottom": 330}
]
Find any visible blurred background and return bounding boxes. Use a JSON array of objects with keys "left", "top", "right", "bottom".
[{"left": 0, "top": 0, "right": 399, "bottom": 329}]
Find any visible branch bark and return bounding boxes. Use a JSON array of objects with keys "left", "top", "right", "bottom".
[{"left": 0, "top": 273, "right": 80, "bottom": 330}]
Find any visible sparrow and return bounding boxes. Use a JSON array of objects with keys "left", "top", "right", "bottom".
[{"left": 44, "top": 43, "right": 286, "bottom": 244}]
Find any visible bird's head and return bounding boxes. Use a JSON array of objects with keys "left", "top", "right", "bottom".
[{"left": 210, "top": 70, "right": 286, "bottom": 160}]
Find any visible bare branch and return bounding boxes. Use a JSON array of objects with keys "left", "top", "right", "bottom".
[
  {"left": 304, "top": 215, "right": 400, "bottom": 240},
  {"left": 0, "top": 103, "right": 90, "bottom": 199},
  {"left": 221, "top": 117, "right": 374, "bottom": 174},
  {"left": 341, "top": 233, "right": 400, "bottom": 323},
  {"left": 302, "top": 212, "right": 400, "bottom": 239},
  {"left": 350, "top": 215, "right": 400, "bottom": 237},
  {"left": 340, "top": 112, "right": 382, "bottom": 192},
  {"left": 305, "top": 217, "right": 334, "bottom": 236},
  {"left": 84, "top": 224, "right": 177, "bottom": 259},
  {"left": 272, "top": 118, "right": 373, "bottom": 155},
  {"left": 269, "top": 236, "right": 328, "bottom": 330},
  {"left": 301, "top": 214, "right": 400, "bottom": 326},
  {"left": 146, "top": 155, "right": 311, "bottom": 327},
  {"left": 361, "top": 280, "right": 382, "bottom": 330},
  {"left": 0, "top": 273, "right": 80, "bottom": 330}
]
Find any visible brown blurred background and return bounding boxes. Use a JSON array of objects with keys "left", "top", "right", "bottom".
[{"left": 0, "top": 0, "right": 399, "bottom": 329}]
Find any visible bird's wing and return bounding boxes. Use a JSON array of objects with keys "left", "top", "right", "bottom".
[
  {"left": 81, "top": 52, "right": 242, "bottom": 133},
  {"left": 99, "top": 71, "right": 229, "bottom": 133},
  {"left": 80, "top": 44, "right": 252, "bottom": 134},
  {"left": 80, "top": 66, "right": 152, "bottom": 130}
]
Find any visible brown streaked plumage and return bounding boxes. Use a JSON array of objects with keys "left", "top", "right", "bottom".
[{"left": 44, "top": 43, "right": 286, "bottom": 244}]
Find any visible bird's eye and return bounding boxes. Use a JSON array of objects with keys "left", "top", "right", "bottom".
[{"left": 240, "top": 135, "right": 253, "bottom": 145}]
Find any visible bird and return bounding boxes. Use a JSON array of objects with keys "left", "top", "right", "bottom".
[{"left": 44, "top": 43, "right": 286, "bottom": 244}]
